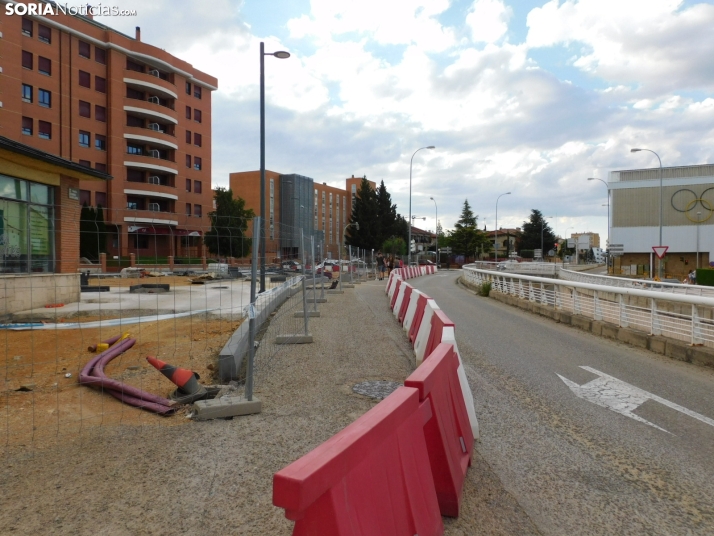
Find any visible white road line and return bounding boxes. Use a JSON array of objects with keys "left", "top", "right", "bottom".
[{"left": 557, "top": 366, "right": 714, "bottom": 434}]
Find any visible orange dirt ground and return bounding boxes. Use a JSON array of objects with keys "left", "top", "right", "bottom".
[{"left": 1, "top": 315, "right": 243, "bottom": 450}]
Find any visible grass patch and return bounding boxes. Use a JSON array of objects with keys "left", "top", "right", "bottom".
[{"left": 479, "top": 281, "right": 492, "bottom": 297}]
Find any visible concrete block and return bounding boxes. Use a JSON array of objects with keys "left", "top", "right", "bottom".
[
  {"left": 541, "top": 307, "right": 558, "bottom": 320},
  {"left": 558, "top": 312, "right": 573, "bottom": 325},
  {"left": 617, "top": 329, "right": 649, "bottom": 349},
  {"left": 192, "top": 397, "right": 262, "bottom": 420},
  {"left": 306, "top": 298, "right": 327, "bottom": 303},
  {"left": 688, "top": 347, "right": 714, "bottom": 368},
  {"left": 590, "top": 321, "right": 604, "bottom": 336},
  {"left": 601, "top": 324, "right": 619, "bottom": 340},
  {"left": 326, "top": 290, "right": 344, "bottom": 294},
  {"left": 648, "top": 336, "right": 667, "bottom": 355},
  {"left": 342, "top": 284, "right": 355, "bottom": 288},
  {"left": 665, "top": 342, "right": 690, "bottom": 362},
  {"left": 275, "top": 334, "right": 314, "bottom": 344},
  {"left": 571, "top": 315, "right": 592, "bottom": 332},
  {"left": 294, "top": 311, "right": 321, "bottom": 318}
]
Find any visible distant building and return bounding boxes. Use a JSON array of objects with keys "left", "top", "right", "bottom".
[{"left": 485, "top": 228, "right": 520, "bottom": 260}]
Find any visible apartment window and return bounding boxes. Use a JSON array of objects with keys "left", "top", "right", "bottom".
[
  {"left": 185, "top": 179, "right": 191, "bottom": 192},
  {"left": 126, "top": 196, "right": 141, "bottom": 210},
  {"left": 186, "top": 203, "right": 192, "bottom": 216},
  {"left": 126, "top": 115, "right": 144, "bottom": 127},
  {"left": 38, "top": 121, "right": 51, "bottom": 140},
  {"left": 126, "top": 59, "right": 144, "bottom": 72},
  {"left": 127, "top": 169, "right": 144, "bottom": 182},
  {"left": 185, "top": 130, "right": 191, "bottom": 144},
  {"left": 185, "top": 106, "right": 191, "bottom": 119},
  {"left": 95, "top": 47, "right": 106, "bottom": 65},
  {"left": 78, "top": 70, "right": 90, "bottom": 88},
  {"left": 79, "top": 131, "right": 90, "bottom": 147},
  {"left": 126, "top": 87, "right": 144, "bottom": 100},
  {"left": 194, "top": 133, "right": 202, "bottom": 147},
  {"left": 78, "top": 160, "right": 91, "bottom": 167},
  {"left": 38, "top": 24, "right": 51, "bottom": 44},
  {"left": 194, "top": 180, "right": 202, "bottom": 194},
  {"left": 95, "top": 76, "right": 106, "bottom": 93},
  {"left": 22, "top": 84, "right": 33, "bottom": 103},
  {"left": 22, "top": 18, "right": 33, "bottom": 36},
  {"left": 80, "top": 190, "right": 91, "bottom": 206},
  {"left": 95, "top": 191, "right": 107, "bottom": 206},
  {"left": 38, "top": 56, "right": 51, "bottom": 76},
  {"left": 38, "top": 89, "right": 51, "bottom": 108},
  {"left": 194, "top": 86, "right": 202, "bottom": 99},
  {"left": 194, "top": 204, "right": 202, "bottom": 218},
  {"left": 95, "top": 134, "right": 106, "bottom": 151},
  {"left": 185, "top": 155, "right": 191, "bottom": 168},
  {"left": 185, "top": 82, "right": 191, "bottom": 95},
  {"left": 22, "top": 117, "right": 33, "bottom": 136},
  {"left": 22, "top": 51, "right": 33, "bottom": 70},
  {"left": 193, "top": 109, "right": 202, "bottom": 123},
  {"left": 127, "top": 143, "right": 143, "bottom": 155},
  {"left": 95, "top": 164, "right": 107, "bottom": 174},
  {"left": 95, "top": 105, "right": 106, "bottom": 122},
  {"left": 78, "top": 40, "right": 91, "bottom": 59},
  {"left": 194, "top": 156, "right": 202, "bottom": 170}
]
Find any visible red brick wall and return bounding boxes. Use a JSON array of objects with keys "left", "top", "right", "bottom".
[{"left": 55, "top": 175, "right": 81, "bottom": 273}]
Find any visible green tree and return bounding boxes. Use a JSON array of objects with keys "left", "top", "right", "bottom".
[
  {"left": 346, "top": 178, "right": 379, "bottom": 251},
  {"left": 519, "top": 209, "right": 556, "bottom": 256},
  {"left": 204, "top": 188, "right": 254, "bottom": 258},
  {"left": 382, "top": 236, "right": 406, "bottom": 257},
  {"left": 375, "top": 180, "right": 398, "bottom": 247},
  {"left": 448, "top": 199, "right": 489, "bottom": 258}
]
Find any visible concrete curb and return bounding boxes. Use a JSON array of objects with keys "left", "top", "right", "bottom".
[{"left": 459, "top": 277, "right": 714, "bottom": 368}]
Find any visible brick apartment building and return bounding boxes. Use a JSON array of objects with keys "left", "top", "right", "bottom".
[
  {"left": 229, "top": 172, "right": 375, "bottom": 260},
  {"left": 0, "top": 3, "right": 217, "bottom": 261}
]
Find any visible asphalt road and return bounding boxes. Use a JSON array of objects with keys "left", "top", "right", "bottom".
[{"left": 410, "top": 270, "right": 714, "bottom": 535}]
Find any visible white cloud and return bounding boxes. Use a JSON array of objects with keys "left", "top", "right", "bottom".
[{"left": 466, "top": 0, "right": 513, "bottom": 44}]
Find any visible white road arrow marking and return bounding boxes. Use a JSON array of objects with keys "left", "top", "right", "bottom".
[{"left": 557, "top": 366, "right": 714, "bottom": 434}]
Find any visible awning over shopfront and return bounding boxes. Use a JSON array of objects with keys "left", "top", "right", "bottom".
[{"left": 128, "top": 226, "right": 202, "bottom": 236}]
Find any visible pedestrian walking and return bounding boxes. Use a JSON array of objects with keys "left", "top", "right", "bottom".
[{"left": 376, "top": 251, "right": 385, "bottom": 280}]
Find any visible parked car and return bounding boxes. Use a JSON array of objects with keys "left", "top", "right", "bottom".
[
  {"left": 418, "top": 259, "right": 435, "bottom": 266},
  {"left": 282, "top": 260, "right": 302, "bottom": 271}
]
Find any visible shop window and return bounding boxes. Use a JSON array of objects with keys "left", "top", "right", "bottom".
[
  {"left": 38, "top": 89, "right": 51, "bottom": 108},
  {"left": 95, "top": 47, "right": 106, "bottom": 65},
  {"left": 22, "top": 117, "right": 33, "bottom": 136},
  {"left": 79, "top": 101, "right": 91, "bottom": 118},
  {"left": 38, "top": 121, "right": 51, "bottom": 140},
  {"left": 22, "top": 84, "right": 33, "bottom": 103},
  {"left": 78, "top": 40, "right": 91, "bottom": 59},
  {"left": 194, "top": 180, "right": 202, "bottom": 194},
  {"left": 22, "top": 50, "right": 33, "bottom": 70},
  {"left": 38, "top": 24, "right": 51, "bottom": 44},
  {"left": 132, "top": 234, "right": 150, "bottom": 249},
  {"left": 22, "top": 18, "right": 33, "bottom": 36},
  {"left": 79, "top": 131, "right": 90, "bottom": 148},
  {"left": 95, "top": 105, "right": 107, "bottom": 122},
  {"left": 193, "top": 109, "right": 202, "bottom": 123},
  {"left": 38, "top": 56, "right": 51, "bottom": 76},
  {"left": 95, "top": 134, "right": 106, "bottom": 151}
]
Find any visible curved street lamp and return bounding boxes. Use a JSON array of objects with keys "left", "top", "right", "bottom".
[
  {"left": 408, "top": 146, "right": 435, "bottom": 266},
  {"left": 631, "top": 148, "right": 663, "bottom": 279},
  {"left": 430, "top": 197, "right": 437, "bottom": 265},
  {"left": 259, "top": 42, "right": 290, "bottom": 293},
  {"left": 494, "top": 192, "right": 511, "bottom": 261}
]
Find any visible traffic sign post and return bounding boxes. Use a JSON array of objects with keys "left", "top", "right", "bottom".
[{"left": 652, "top": 246, "right": 668, "bottom": 259}]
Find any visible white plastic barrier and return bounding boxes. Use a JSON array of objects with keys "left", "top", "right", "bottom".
[
  {"left": 402, "top": 289, "right": 424, "bottom": 334},
  {"left": 440, "top": 325, "right": 479, "bottom": 439},
  {"left": 414, "top": 300, "right": 441, "bottom": 365},
  {"left": 393, "top": 281, "right": 409, "bottom": 319}
]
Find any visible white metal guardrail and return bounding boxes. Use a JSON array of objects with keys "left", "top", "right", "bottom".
[
  {"left": 558, "top": 268, "right": 714, "bottom": 298},
  {"left": 463, "top": 265, "right": 714, "bottom": 348},
  {"left": 469, "top": 261, "right": 560, "bottom": 276}
]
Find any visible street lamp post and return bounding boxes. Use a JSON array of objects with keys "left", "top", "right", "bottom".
[
  {"left": 429, "top": 197, "right": 437, "bottom": 265},
  {"left": 408, "top": 146, "right": 435, "bottom": 266},
  {"left": 259, "top": 42, "right": 290, "bottom": 293},
  {"left": 631, "top": 148, "right": 663, "bottom": 279},
  {"left": 495, "top": 192, "right": 511, "bottom": 261},
  {"left": 541, "top": 216, "right": 553, "bottom": 261},
  {"left": 411, "top": 216, "right": 426, "bottom": 264},
  {"left": 588, "top": 177, "right": 610, "bottom": 272}
]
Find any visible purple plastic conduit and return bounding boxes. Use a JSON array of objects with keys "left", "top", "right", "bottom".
[
  {"left": 87, "top": 333, "right": 123, "bottom": 352},
  {"left": 79, "top": 337, "right": 177, "bottom": 415}
]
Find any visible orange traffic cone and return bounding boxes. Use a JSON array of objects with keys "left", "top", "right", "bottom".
[{"left": 146, "top": 356, "right": 207, "bottom": 403}]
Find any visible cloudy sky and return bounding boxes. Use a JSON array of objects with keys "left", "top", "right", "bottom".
[{"left": 97, "top": 0, "right": 714, "bottom": 241}]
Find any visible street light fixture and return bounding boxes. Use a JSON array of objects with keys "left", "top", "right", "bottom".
[
  {"left": 631, "top": 147, "right": 663, "bottom": 279},
  {"left": 494, "top": 192, "right": 511, "bottom": 261},
  {"left": 429, "top": 197, "right": 438, "bottom": 265},
  {"left": 259, "top": 42, "right": 291, "bottom": 293},
  {"left": 408, "top": 146, "right": 435, "bottom": 266},
  {"left": 588, "top": 177, "right": 610, "bottom": 272}
]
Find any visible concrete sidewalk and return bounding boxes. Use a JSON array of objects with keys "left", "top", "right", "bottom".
[{"left": 0, "top": 275, "right": 535, "bottom": 535}]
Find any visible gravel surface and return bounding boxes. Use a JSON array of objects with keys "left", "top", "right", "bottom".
[{"left": 0, "top": 277, "right": 537, "bottom": 535}]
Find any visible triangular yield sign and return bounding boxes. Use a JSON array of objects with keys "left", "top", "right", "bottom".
[{"left": 652, "top": 246, "right": 669, "bottom": 259}]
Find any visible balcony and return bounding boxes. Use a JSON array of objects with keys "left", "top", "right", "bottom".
[
  {"left": 124, "top": 129, "right": 178, "bottom": 151},
  {"left": 124, "top": 72, "right": 177, "bottom": 100},
  {"left": 123, "top": 154, "right": 178, "bottom": 175},
  {"left": 123, "top": 210, "right": 178, "bottom": 226},
  {"left": 124, "top": 186, "right": 178, "bottom": 200},
  {"left": 123, "top": 98, "right": 178, "bottom": 125}
]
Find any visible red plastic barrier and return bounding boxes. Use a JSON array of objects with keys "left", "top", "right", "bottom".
[
  {"left": 424, "top": 310, "right": 455, "bottom": 360},
  {"left": 409, "top": 292, "right": 431, "bottom": 344},
  {"left": 390, "top": 279, "right": 403, "bottom": 310},
  {"left": 273, "top": 387, "right": 444, "bottom": 536},
  {"left": 405, "top": 342, "right": 473, "bottom": 517},
  {"left": 386, "top": 271, "right": 400, "bottom": 295},
  {"left": 398, "top": 284, "right": 413, "bottom": 324}
]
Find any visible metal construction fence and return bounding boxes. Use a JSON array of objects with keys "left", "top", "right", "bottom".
[{"left": 463, "top": 265, "right": 714, "bottom": 348}]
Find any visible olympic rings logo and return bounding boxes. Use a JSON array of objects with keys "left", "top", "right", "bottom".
[{"left": 671, "top": 188, "right": 714, "bottom": 222}]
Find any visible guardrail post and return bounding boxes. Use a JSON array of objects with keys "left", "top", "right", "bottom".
[
  {"left": 518, "top": 279, "right": 524, "bottom": 299},
  {"left": 618, "top": 294, "right": 629, "bottom": 328},
  {"left": 573, "top": 288, "right": 580, "bottom": 315},
  {"left": 554, "top": 284, "right": 562, "bottom": 310},
  {"left": 593, "top": 290, "right": 602, "bottom": 321},
  {"left": 650, "top": 298, "right": 662, "bottom": 336},
  {"left": 528, "top": 282, "right": 535, "bottom": 302},
  {"left": 692, "top": 304, "right": 703, "bottom": 345}
]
